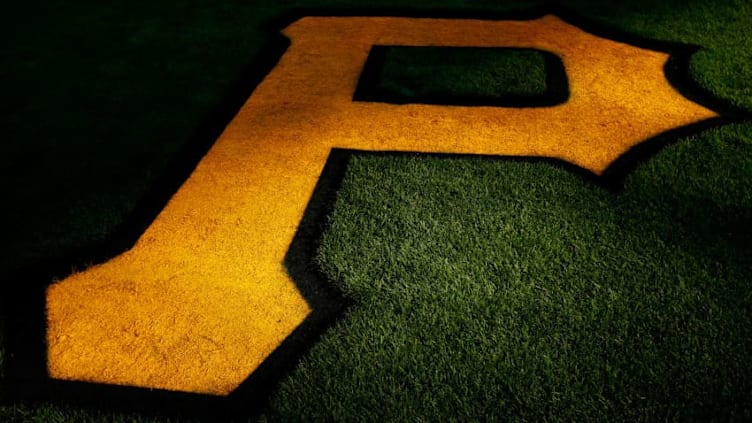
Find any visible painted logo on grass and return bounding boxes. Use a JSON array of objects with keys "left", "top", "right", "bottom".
[{"left": 8, "top": 11, "right": 737, "bottom": 417}]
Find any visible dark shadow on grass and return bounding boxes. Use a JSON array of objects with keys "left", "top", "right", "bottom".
[
  {"left": 1, "top": 4, "right": 750, "bottom": 421},
  {"left": 353, "top": 46, "right": 570, "bottom": 107},
  {"left": 0, "top": 16, "right": 323, "bottom": 422}
]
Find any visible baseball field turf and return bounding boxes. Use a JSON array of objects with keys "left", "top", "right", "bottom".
[{"left": 1, "top": 0, "right": 751, "bottom": 421}]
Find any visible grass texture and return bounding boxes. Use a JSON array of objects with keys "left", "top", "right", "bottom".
[
  {"left": 379, "top": 47, "right": 548, "bottom": 100},
  {"left": 271, "top": 125, "right": 752, "bottom": 421},
  {"left": 2, "top": 0, "right": 751, "bottom": 421}
]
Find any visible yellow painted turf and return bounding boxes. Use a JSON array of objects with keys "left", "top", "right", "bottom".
[{"left": 46, "top": 15, "right": 718, "bottom": 395}]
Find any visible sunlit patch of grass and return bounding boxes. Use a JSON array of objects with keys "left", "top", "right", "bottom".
[{"left": 264, "top": 124, "right": 752, "bottom": 421}]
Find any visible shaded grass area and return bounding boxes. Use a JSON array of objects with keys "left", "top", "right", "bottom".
[
  {"left": 1, "top": 0, "right": 751, "bottom": 421},
  {"left": 379, "top": 47, "right": 548, "bottom": 100},
  {"left": 265, "top": 124, "right": 752, "bottom": 421},
  {"left": 0, "top": 0, "right": 278, "bottom": 274}
]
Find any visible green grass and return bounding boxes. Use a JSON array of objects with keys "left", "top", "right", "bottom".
[
  {"left": 266, "top": 125, "right": 752, "bottom": 421},
  {"left": 2, "top": 0, "right": 752, "bottom": 421},
  {"left": 379, "top": 47, "right": 548, "bottom": 100}
]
